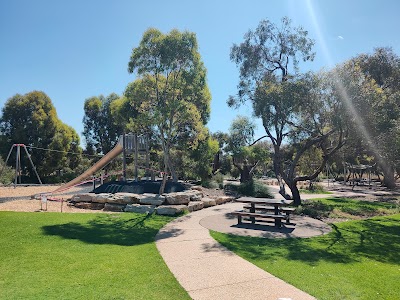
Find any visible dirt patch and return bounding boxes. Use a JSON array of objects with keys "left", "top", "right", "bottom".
[{"left": 0, "top": 184, "right": 225, "bottom": 213}]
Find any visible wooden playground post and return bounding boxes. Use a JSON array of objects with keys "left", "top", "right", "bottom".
[
  {"left": 134, "top": 134, "right": 138, "bottom": 181},
  {"left": 122, "top": 133, "right": 127, "bottom": 181}
]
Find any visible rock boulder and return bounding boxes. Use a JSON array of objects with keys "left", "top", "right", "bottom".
[
  {"left": 125, "top": 204, "right": 155, "bottom": 214},
  {"left": 202, "top": 197, "right": 217, "bottom": 208},
  {"left": 71, "top": 193, "right": 95, "bottom": 202},
  {"left": 156, "top": 205, "right": 188, "bottom": 216}
]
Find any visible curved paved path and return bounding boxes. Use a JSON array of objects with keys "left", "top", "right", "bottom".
[{"left": 156, "top": 202, "right": 320, "bottom": 300}]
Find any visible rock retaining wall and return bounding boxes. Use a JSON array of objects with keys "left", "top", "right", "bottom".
[{"left": 69, "top": 188, "right": 234, "bottom": 216}]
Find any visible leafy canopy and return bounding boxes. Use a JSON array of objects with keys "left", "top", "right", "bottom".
[
  {"left": 127, "top": 28, "right": 211, "bottom": 182},
  {"left": 0, "top": 91, "right": 81, "bottom": 177}
]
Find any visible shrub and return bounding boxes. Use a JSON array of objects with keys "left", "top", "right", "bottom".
[
  {"left": 201, "top": 180, "right": 219, "bottom": 189},
  {"left": 224, "top": 180, "right": 273, "bottom": 198},
  {"left": 295, "top": 200, "right": 333, "bottom": 219}
]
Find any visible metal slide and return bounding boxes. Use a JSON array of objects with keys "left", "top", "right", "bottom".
[{"left": 53, "top": 140, "right": 123, "bottom": 193}]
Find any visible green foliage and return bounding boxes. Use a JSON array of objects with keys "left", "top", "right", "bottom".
[
  {"left": 212, "top": 172, "right": 225, "bottom": 188},
  {"left": 296, "top": 197, "right": 400, "bottom": 220},
  {"left": 202, "top": 173, "right": 225, "bottom": 189},
  {"left": 83, "top": 93, "right": 124, "bottom": 155},
  {"left": 226, "top": 116, "right": 270, "bottom": 182},
  {"left": 201, "top": 179, "right": 219, "bottom": 189},
  {"left": 0, "top": 156, "right": 13, "bottom": 184},
  {"left": 229, "top": 17, "right": 315, "bottom": 107},
  {"left": 331, "top": 48, "right": 400, "bottom": 187},
  {"left": 228, "top": 17, "right": 345, "bottom": 205},
  {"left": 0, "top": 91, "right": 81, "bottom": 178},
  {"left": 0, "top": 212, "right": 190, "bottom": 299},
  {"left": 299, "top": 183, "right": 331, "bottom": 194},
  {"left": 224, "top": 180, "right": 273, "bottom": 198},
  {"left": 127, "top": 28, "right": 211, "bottom": 182},
  {"left": 212, "top": 214, "right": 400, "bottom": 300}
]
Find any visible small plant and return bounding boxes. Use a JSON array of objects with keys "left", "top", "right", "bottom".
[
  {"left": 212, "top": 173, "right": 225, "bottom": 188},
  {"left": 201, "top": 179, "right": 219, "bottom": 189},
  {"left": 299, "top": 183, "right": 331, "bottom": 194},
  {"left": 224, "top": 180, "right": 273, "bottom": 198},
  {"left": 0, "top": 156, "right": 15, "bottom": 184}
]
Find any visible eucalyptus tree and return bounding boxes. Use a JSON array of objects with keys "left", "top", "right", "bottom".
[
  {"left": 229, "top": 17, "right": 346, "bottom": 205},
  {"left": 0, "top": 91, "right": 81, "bottom": 178},
  {"left": 82, "top": 93, "right": 124, "bottom": 155},
  {"left": 226, "top": 116, "right": 270, "bottom": 183},
  {"left": 127, "top": 28, "right": 211, "bottom": 188},
  {"left": 331, "top": 48, "right": 400, "bottom": 188}
]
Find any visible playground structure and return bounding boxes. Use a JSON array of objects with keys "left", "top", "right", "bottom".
[
  {"left": 0, "top": 143, "right": 42, "bottom": 187},
  {"left": 0, "top": 133, "right": 151, "bottom": 193},
  {"left": 53, "top": 133, "right": 149, "bottom": 193},
  {"left": 343, "top": 162, "right": 373, "bottom": 188}
]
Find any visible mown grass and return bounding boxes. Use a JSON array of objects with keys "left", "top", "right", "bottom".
[
  {"left": 296, "top": 197, "right": 400, "bottom": 219},
  {"left": 211, "top": 213, "right": 400, "bottom": 300},
  {"left": 0, "top": 211, "right": 190, "bottom": 300},
  {"left": 299, "top": 188, "right": 332, "bottom": 194}
]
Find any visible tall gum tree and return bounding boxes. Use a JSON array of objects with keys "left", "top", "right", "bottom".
[
  {"left": 331, "top": 48, "right": 400, "bottom": 188},
  {"left": 127, "top": 28, "right": 211, "bottom": 191},
  {"left": 83, "top": 93, "right": 124, "bottom": 155},
  {"left": 0, "top": 91, "right": 81, "bottom": 178},
  {"left": 229, "top": 17, "right": 346, "bottom": 205}
]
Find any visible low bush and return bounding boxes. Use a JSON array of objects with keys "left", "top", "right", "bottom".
[
  {"left": 201, "top": 179, "right": 219, "bottom": 189},
  {"left": 224, "top": 180, "right": 273, "bottom": 198}
]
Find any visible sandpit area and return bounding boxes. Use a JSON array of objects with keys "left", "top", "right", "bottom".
[{"left": 0, "top": 184, "right": 97, "bottom": 213}]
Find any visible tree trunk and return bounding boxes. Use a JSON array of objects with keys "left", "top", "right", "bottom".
[
  {"left": 167, "top": 156, "right": 178, "bottom": 182},
  {"left": 289, "top": 182, "right": 301, "bottom": 206},
  {"left": 382, "top": 165, "right": 396, "bottom": 189},
  {"left": 240, "top": 165, "right": 253, "bottom": 183},
  {"left": 212, "top": 152, "right": 220, "bottom": 174}
]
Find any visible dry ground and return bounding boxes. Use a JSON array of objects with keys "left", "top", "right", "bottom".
[
  {"left": 0, "top": 183, "right": 225, "bottom": 213},
  {"left": 0, "top": 184, "right": 97, "bottom": 213}
]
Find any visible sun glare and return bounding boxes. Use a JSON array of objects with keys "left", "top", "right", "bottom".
[{"left": 305, "top": 0, "right": 389, "bottom": 170}]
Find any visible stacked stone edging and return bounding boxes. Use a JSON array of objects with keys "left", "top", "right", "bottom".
[{"left": 69, "top": 187, "right": 234, "bottom": 216}]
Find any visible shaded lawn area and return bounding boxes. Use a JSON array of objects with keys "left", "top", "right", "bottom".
[
  {"left": 211, "top": 214, "right": 400, "bottom": 300},
  {"left": 297, "top": 197, "right": 400, "bottom": 220},
  {"left": 0, "top": 211, "right": 190, "bottom": 300}
]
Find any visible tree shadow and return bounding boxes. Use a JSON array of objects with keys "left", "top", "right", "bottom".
[
  {"left": 42, "top": 214, "right": 161, "bottom": 246},
  {"left": 214, "top": 215, "right": 400, "bottom": 266}
]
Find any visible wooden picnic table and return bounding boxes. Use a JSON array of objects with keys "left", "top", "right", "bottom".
[{"left": 232, "top": 198, "right": 294, "bottom": 227}]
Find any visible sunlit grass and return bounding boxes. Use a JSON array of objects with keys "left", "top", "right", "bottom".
[
  {"left": 0, "top": 212, "right": 190, "bottom": 300},
  {"left": 211, "top": 214, "right": 400, "bottom": 300}
]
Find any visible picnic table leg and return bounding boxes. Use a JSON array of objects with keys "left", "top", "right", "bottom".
[
  {"left": 274, "top": 204, "right": 279, "bottom": 215},
  {"left": 274, "top": 204, "right": 281, "bottom": 227},
  {"left": 286, "top": 214, "right": 290, "bottom": 224},
  {"left": 250, "top": 203, "right": 255, "bottom": 224}
]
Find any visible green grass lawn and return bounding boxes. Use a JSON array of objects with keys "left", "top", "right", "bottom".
[
  {"left": 212, "top": 213, "right": 400, "bottom": 300},
  {"left": 296, "top": 197, "right": 400, "bottom": 219},
  {"left": 0, "top": 211, "right": 190, "bottom": 300}
]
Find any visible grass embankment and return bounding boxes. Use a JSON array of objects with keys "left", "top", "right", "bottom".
[
  {"left": 212, "top": 197, "right": 400, "bottom": 299},
  {"left": 0, "top": 212, "right": 190, "bottom": 300}
]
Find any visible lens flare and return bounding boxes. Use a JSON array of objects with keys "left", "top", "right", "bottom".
[{"left": 305, "top": 0, "right": 389, "bottom": 172}]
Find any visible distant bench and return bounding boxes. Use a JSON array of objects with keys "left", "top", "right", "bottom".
[
  {"left": 243, "top": 204, "right": 295, "bottom": 224},
  {"left": 230, "top": 211, "right": 286, "bottom": 228}
]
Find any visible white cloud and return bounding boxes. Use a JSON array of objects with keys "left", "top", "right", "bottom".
[{"left": 337, "top": 35, "right": 344, "bottom": 40}]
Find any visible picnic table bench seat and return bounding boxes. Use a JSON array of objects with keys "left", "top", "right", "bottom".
[
  {"left": 242, "top": 204, "right": 295, "bottom": 223},
  {"left": 230, "top": 210, "right": 286, "bottom": 228}
]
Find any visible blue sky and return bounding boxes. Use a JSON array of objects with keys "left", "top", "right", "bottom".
[{"left": 1, "top": 0, "right": 399, "bottom": 147}]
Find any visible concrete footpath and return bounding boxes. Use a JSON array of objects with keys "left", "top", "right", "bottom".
[{"left": 155, "top": 202, "right": 317, "bottom": 300}]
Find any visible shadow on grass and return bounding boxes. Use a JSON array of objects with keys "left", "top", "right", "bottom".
[
  {"left": 214, "top": 215, "right": 400, "bottom": 265},
  {"left": 42, "top": 214, "right": 162, "bottom": 246}
]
